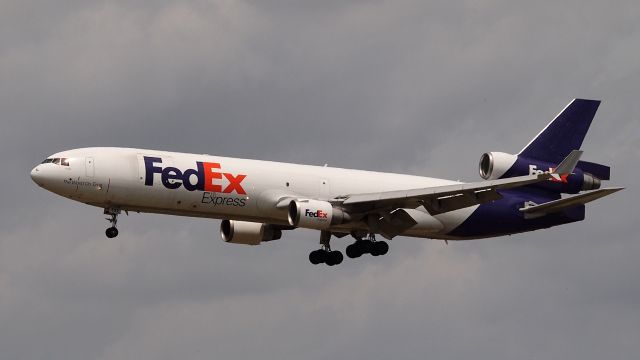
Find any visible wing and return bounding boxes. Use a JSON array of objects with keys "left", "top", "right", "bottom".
[{"left": 336, "top": 173, "right": 552, "bottom": 216}]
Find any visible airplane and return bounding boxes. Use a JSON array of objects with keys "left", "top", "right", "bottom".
[{"left": 31, "top": 99, "right": 622, "bottom": 266}]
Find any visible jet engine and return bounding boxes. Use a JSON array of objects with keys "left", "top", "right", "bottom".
[
  {"left": 478, "top": 152, "right": 519, "bottom": 180},
  {"left": 220, "top": 220, "right": 282, "bottom": 245},
  {"left": 288, "top": 199, "right": 350, "bottom": 230}
]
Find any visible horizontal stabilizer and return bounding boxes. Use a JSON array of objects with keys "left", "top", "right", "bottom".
[
  {"left": 519, "top": 187, "right": 623, "bottom": 217},
  {"left": 577, "top": 160, "right": 610, "bottom": 180}
]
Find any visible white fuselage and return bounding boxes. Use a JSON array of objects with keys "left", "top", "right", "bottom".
[{"left": 30, "top": 147, "right": 476, "bottom": 238}]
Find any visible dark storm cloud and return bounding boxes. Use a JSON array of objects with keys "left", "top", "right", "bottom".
[{"left": 1, "top": 1, "right": 639, "bottom": 359}]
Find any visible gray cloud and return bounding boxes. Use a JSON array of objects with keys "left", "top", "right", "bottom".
[{"left": 1, "top": 1, "right": 639, "bottom": 359}]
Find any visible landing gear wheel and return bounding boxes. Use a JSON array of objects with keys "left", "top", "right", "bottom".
[
  {"left": 309, "top": 249, "right": 326, "bottom": 265},
  {"left": 346, "top": 243, "right": 362, "bottom": 258},
  {"left": 328, "top": 251, "right": 343, "bottom": 265},
  {"left": 310, "top": 249, "right": 343, "bottom": 266},
  {"left": 360, "top": 240, "right": 372, "bottom": 254},
  {"left": 105, "top": 227, "right": 119, "bottom": 238},
  {"left": 347, "top": 240, "right": 372, "bottom": 258},
  {"left": 371, "top": 241, "right": 389, "bottom": 256},
  {"left": 346, "top": 241, "right": 367, "bottom": 258}
]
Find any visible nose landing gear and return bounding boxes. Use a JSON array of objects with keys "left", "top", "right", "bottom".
[{"left": 104, "top": 208, "right": 121, "bottom": 238}]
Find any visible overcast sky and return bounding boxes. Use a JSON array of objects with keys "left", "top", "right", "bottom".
[{"left": 1, "top": 1, "right": 639, "bottom": 359}]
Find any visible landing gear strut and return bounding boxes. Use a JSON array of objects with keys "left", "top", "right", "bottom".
[
  {"left": 104, "top": 208, "right": 121, "bottom": 238},
  {"left": 346, "top": 233, "right": 389, "bottom": 258},
  {"left": 309, "top": 231, "right": 343, "bottom": 266}
]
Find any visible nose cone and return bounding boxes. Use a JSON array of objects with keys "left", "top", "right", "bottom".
[{"left": 31, "top": 165, "right": 43, "bottom": 185}]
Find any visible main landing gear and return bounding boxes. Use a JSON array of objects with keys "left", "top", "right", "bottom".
[
  {"left": 309, "top": 247, "right": 344, "bottom": 266},
  {"left": 309, "top": 231, "right": 344, "bottom": 266},
  {"left": 104, "top": 208, "right": 121, "bottom": 238},
  {"left": 308, "top": 231, "right": 390, "bottom": 266},
  {"left": 346, "top": 233, "right": 389, "bottom": 258}
]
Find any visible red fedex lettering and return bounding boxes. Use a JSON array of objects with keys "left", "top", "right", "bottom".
[
  {"left": 223, "top": 173, "right": 247, "bottom": 195},
  {"left": 203, "top": 162, "right": 222, "bottom": 192}
]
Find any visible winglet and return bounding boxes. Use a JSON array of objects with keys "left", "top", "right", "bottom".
[{"left": 553, "top": 150, "right": 583, "bottom": 176}]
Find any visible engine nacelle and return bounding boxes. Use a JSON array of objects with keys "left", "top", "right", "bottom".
[
  {"left": 479, "top": 152, "right": 602, "bottom": 193},
  {"left": 220, "top": 220, "right": 282, "bottom": 245},
  {"left": 288, "top": 199, "right": 350, "bottom": 230},
  {"left": 479, "top": 152, "right": 519, "bottom": 180}
]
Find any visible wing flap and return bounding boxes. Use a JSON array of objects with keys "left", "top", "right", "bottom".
[
  {"left": 377, "top": 209, "right": 419, "bottom": 239},
  {"left": 423, "top": 188, "right": 503, "bottom": 215}
]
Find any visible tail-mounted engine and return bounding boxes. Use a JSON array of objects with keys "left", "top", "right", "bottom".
[
  {"left": 288, "top": 199, "right": 351, "bottom": 230},
  {"left": 479, "top": 151, "right": 603, "bottom": 193},
  {"left": 220, "top": 220, "right": 282, "bottom": 245}
]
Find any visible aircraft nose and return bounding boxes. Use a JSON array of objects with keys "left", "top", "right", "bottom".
[{"left": 30, "top": 166, "right": 43, "bottom": 184}]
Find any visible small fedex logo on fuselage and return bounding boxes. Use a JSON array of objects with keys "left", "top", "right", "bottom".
[
  {"left": 529, "top": 164, "right": 569, "bottom": 183},
  {"left": 144, "top": 156, "right": 247, "bottom": 194}
]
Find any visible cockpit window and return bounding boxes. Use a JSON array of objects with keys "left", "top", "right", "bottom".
[{"left": 41, "top": 157, "right": 70, "bottom": 166}]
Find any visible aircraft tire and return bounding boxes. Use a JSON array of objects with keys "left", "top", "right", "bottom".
[
  {"left": 331, "top": 251, "right": 343, "bottom": 265},
  {"left": 325, "top": 251, "right": 337, "bottom": 266},
  {"left": 371, "top": 241, "right": 389, "bottom": 256},
  {"left": 309, "top": 250, "right": 325, "bottom": 265},
  {"left": 325, "top": 251, "right": 342, "bottom": 266},
  {"left": 346, "top": 244, "right": 362, "bottom": 258},
  {"left": 105, "top": 227, "right": 119, "bottom": 238}
]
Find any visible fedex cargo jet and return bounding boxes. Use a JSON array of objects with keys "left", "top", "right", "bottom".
[{"left": 31, "top": 99, "right": 622, "bottom": 266}]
